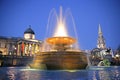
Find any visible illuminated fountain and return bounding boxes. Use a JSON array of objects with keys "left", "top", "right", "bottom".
[{"left": 30, "top": 7, "right": 88, "bottom": 70}]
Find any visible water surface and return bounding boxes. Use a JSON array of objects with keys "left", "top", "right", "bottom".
[{"left": 0, "top": 66, "right": 120, "bottom": 80}]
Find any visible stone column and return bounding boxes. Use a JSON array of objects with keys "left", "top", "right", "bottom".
[
  {"left": 31, "top": 43, "right": 35, "bottom": 56},
  {"left": 17, "top": 43, "right": 19, "bottom": 56},
  {"left": 26, "top": 43, "right": 28, "bottom": 55},
  {"left": 29, "top": 43, "right": 32, "bottom": 56}
]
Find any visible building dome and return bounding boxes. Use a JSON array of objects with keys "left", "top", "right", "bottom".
[
  {"left": 24, "top": 25, "right": 35, "bottom": 39},
  {"left": 24, "top": 27, "right": 35, "bottom": 34}
]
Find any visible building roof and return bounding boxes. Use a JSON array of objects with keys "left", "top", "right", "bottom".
[
  {"left": 0, "top": 36, "right": 22, "bottom": 40},
  {"left": 24, "top": 26, "right": 35, "bottom": 34}
]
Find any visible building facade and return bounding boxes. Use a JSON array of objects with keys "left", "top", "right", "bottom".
[{"left": 0, "top": 26, "right": 42, "bottom": 56}]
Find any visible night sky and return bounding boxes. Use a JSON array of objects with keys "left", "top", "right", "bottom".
[{"left": 0, "top": 0, "right": 120, "bottom": 50}]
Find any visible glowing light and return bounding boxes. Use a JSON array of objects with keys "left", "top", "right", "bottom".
[
  {"left": 53, "top": 6, "right": 68, "bottom": 37},
  {"left": 53, "top": 22, "right": 68, "bottom": 37},
  {"left": 116, "top": 54, "right": 119, "bottom": 57}
]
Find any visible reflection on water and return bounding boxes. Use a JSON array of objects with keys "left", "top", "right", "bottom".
[
  {"left": 89, "top": 66, "right": 120, "bottom": 80},
  {"left": 0, "top": 66, "right": 120, "bottom": 80}
]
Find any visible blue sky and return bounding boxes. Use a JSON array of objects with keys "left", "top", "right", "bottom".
[{"left": 0, "top": 0, "right": 120, "bottom": 50}]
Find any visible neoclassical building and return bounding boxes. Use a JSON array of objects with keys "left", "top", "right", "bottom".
[{"left": 0, "top": 26, "right": 42, "bottom": 56}]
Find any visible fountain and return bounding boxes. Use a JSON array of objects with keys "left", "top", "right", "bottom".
[
  {"left": 98, "top": 59, "right": 111, "bottom": 66},
  {"left": 30, "top": 7, "right": 88, "bottom": 70}
]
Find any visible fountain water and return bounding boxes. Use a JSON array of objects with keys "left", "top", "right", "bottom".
[
  {"left": 98, "top": 59, "right": 111, "bottom": 66},
  {"left": 43, "top": 6, "right": 80, "bottom": 51},
  {"left": 30, "top": 7, "right": 88, "bottom": 70},
  {"left": 98, "top": 61, "right": 104, "bottom": 66}
]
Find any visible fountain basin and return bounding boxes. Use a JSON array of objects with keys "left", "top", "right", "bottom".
[
  {"left": 30, "top": 51, "right": 88, "bottom": 70},
  {"left": 46, "top": 37, "right": 76, "bottom": 45}
]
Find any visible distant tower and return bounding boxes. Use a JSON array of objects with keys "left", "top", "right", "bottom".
[
  {"left": 97, "top": 24, "right": 106, "bottom": 49},
  {"left": 24, "top": 25, "right": 35, "bottom": 39}
]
